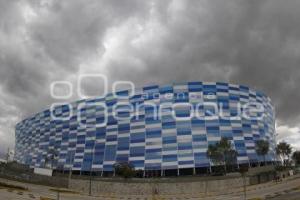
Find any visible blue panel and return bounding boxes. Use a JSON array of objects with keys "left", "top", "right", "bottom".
[{"left": 104, "top": 145, "right": 116, "bottom": 161}]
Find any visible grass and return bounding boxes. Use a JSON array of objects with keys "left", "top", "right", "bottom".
[
  {"left": 49, "top": 188, "right": 78, "bottom": 194},
  {"left": 291, "top": 186, "right": 300, "bottom": 191},
  {"left": 0, "top": 181, "right": 28, "bottom": 191},
  {"left": 40, "top": 197, "right": 55, "bottom": 200}
]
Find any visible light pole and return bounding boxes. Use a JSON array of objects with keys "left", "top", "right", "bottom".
[
  {"left": 89, "top": 139, "right": 96, "bottom": 196},
  {"left": 68, "top": 151, "right": 74, "bottom": 188}
]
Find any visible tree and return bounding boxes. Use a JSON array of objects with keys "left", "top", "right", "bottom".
[
  {"left": 207, "top": 137, "right": 237, "bottom": 174},
  {"left": 45, "top": 149, "right": 58, "bottom": 169},
  {"left": 207, "top": 144, "right": 223, "bottom": 168},
  {"left": 6, "top": 148, "right": 10, "bottom": 163},
  {"left": 292, "top": 151, "right": 300, "bottom": 166},
  {"left": 276, "top": 142, "right": 292, "bottom": 166},
  {"left": 113, "top": 162, "right": 136, "bottom": 178},
  {"left": 225, "top": 149, "right": 238, "bottom": 167},
  {"left": 255, "top": 140, "right": 269, "bottom": 165}
]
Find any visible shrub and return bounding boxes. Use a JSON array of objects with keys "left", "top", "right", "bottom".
[{"left": 113, "top": 162, "right": 136, "bottom": 178}]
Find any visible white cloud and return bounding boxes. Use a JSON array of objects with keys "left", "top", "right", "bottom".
[{"left": 277, "top": 124, "right": 300, "bottom": 150}]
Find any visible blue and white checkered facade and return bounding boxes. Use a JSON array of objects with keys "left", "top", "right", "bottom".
[{"left": 15, "top": 82, "right": 276, "bottom": 172}]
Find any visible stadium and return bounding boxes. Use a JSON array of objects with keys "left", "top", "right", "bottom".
[{"left": 15, "top": 82, "right": 276, "bottom": 176}]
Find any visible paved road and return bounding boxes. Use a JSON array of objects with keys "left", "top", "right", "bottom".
[
  {"left": 244, "top": 175, "right": 300, "bottom": 199},
  {"left": 1, "top": 176, "right": 300, "bottom": 200},
  {"left": 266, "top": 191, "right": 300, "bottom": 200}
]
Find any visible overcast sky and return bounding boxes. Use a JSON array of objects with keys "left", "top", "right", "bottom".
[{"left": 0, "top": 0, "right": 300, "bottom": 155}]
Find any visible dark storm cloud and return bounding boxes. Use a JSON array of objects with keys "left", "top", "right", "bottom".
[
  {"left": 108, "top": 0, "right": 300, "bottom": 125},
  {"left": 29, "top": 0, "right": 150, "bottom": 70},
  {"left": 0, "top": 0, "right": 151, "bottom": 153},
  {"left": 0, "top": 0, "right": 300, "bottom": 154}
]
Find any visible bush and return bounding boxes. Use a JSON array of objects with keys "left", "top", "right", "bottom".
[
  {"left": 275, "top": 165, "right": 292, "bottom": 172},
  {"left": 239, "top": 165, "right": 249, "bottom": 175},
  {"left": 211, "top": 165, "right": 226, "bottom": 176},
  {"left": 1, "top": 161, "right": 32, "bottom": 174},
  {"left": 113, "top": 162, "right": 136, "bottom": 178}
]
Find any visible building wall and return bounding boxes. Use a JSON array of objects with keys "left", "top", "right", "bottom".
[{"left": 15, "top": 82, "right": 276, "bottom": 172}]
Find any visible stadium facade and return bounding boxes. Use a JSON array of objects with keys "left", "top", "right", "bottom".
[{"left": 15, "top": 82, "right": 276, "bottom": 175}]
